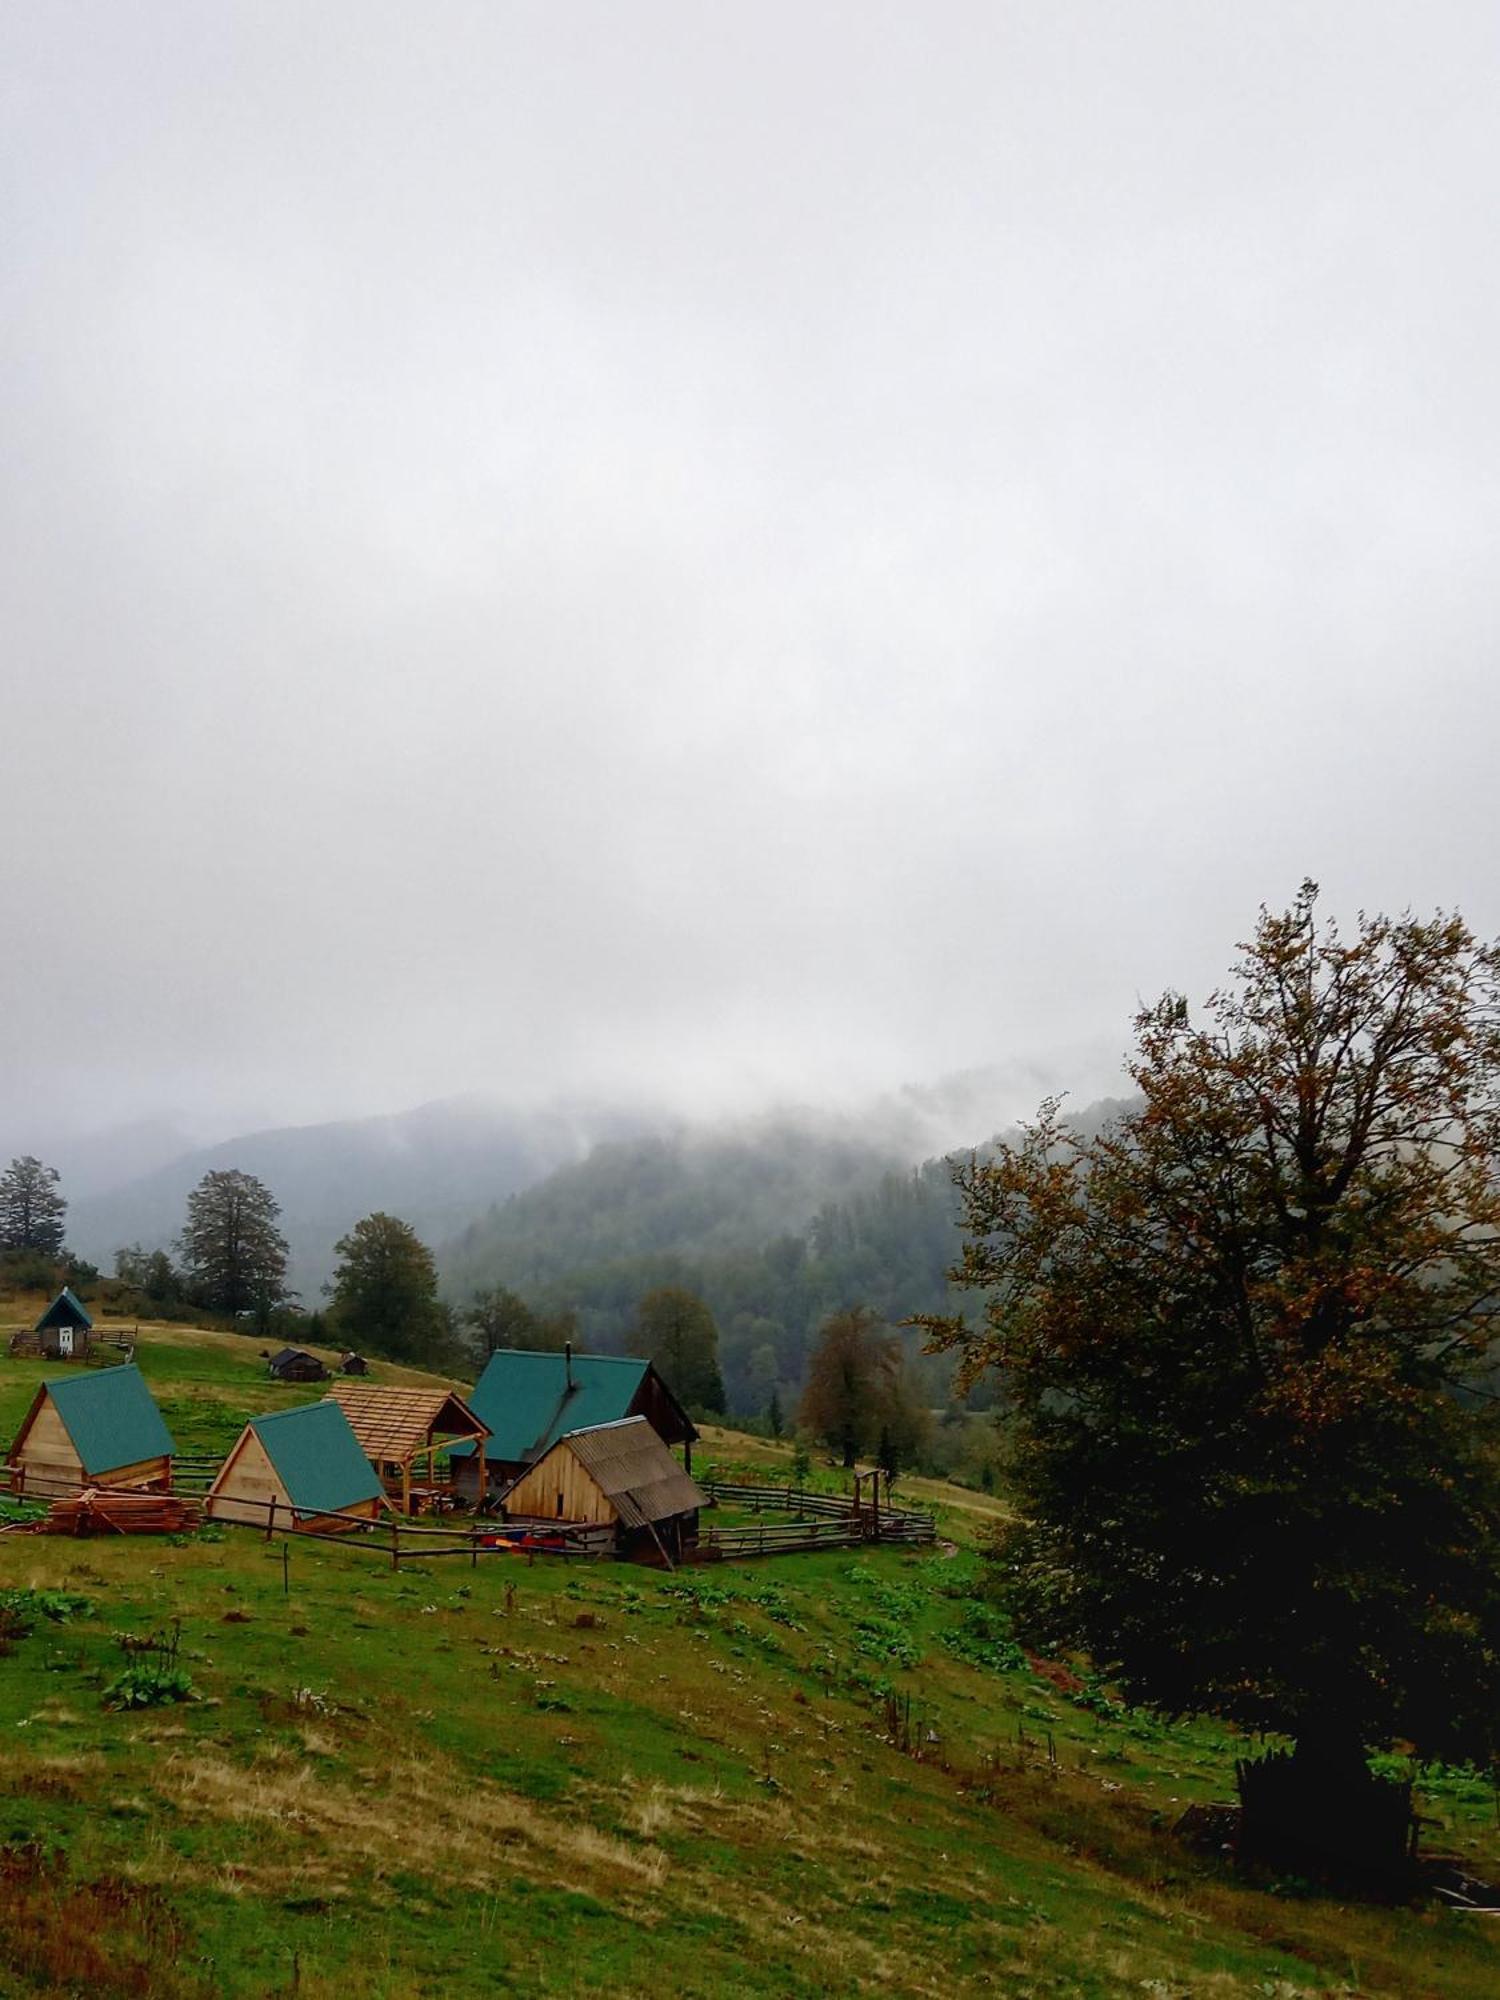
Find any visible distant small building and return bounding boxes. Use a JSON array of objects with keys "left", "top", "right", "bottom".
[
  {"left": 338, "top": 1351, "right": 369, "bottom": 1376},
  {"left": 6, "top": 1363, "right": 175, "bottom": 1498},
  {"left": 449, "top": 1346, "right": 698, "bottom": 1502},
  {"left": 33, "top": 1287, "right": 93, "bottom": 1360},
  {"left": 206, "top": 1402, "right": 386, "bottom": 1532},
  {"left": 502, "top": 1416, "right": 706, "bottom": 1563},
  {"left": 267, "top": 1347, "right": 328, "bottom": 1383}
]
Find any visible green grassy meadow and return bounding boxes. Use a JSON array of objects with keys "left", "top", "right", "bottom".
[{"left": 1, "top": 1313, "right": 1498, "bottom": 1996}]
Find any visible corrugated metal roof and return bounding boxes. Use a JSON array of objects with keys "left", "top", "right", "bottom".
[
  {"left": 35, "top": 1287, "right": 93, "bottom": 1333},
  {"left": 35, "top": 1364, "right": 174, "bottom": 1476},
  {"left": 325, "top": 1382, "right": 488, "bottom": 1464},
  {"left": 247, "top": 1403, "right": 384, "bottom": 1516},
  {"left": 553, "top": 1417, "right": 705, "bottom": 1529},
  {"left": 454, "top": 1350, "right": 651, "bottom": 1465}
]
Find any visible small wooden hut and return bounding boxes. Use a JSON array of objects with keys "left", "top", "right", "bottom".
[
  {"left": 267, "top": 1346, "right": 327, "bottom": 1383},
  {"left": 502, "top": 1417, "right": 706, "bottom": 1563},
  {"left": 339, "top": 1351, "right": 369, "bottom": 1376},
  {"left": 6, "top": 1363, "right": 175, "bottom": 1498},
  {"left": 33, "top": 1287, "right": 94, "bottom": 1360},
  {"left": 206, "top": 1402, "right": 386, "bottom": 1532},
  {"left": 324, "top": 1381, "right": 489, "bottom": 1514}
]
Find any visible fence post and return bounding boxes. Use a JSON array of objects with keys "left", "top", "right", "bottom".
[
  {"left": 390, "top": 1517, "right": 400, "bottom": 1572},
  {"left": 265, "top": 1495, "right": 276, "bottom": 1542}
]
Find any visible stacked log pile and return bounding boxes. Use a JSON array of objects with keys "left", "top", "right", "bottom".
[{"left": 39, "top": 1489, "right": 201, "bottom": 1536}]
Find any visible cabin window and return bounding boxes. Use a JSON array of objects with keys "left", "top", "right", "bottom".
[{"left": 556, "top": 1492, "right": 564, "bottom": 1517}]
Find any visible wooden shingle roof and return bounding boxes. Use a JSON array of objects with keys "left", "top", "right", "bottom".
[
  {"left": 323, "top": 1382, "right": 488, "bottom": 1465},
  {"left": 555, "top": 1417, "right": 705, "bottom": 1529}
]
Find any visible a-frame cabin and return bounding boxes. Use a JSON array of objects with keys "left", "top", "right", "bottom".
[
  {"left": 206, "top": 1402, "right": 386, "bottom": 1532},
  {"left": 6, "top": 1364, "right": 174, "bottom": 1498}
]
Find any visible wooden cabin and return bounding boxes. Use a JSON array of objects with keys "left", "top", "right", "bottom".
[
  {"left": 338, "top": 1351, "right": 369, "bottom": 1376},
  {"left": 503, "top": 1416, "right": 706, "bottom": 1563},
  {"left": 206, "top": 1402, "right": 386, "bottom": 1532},
  {"left": 267, "top": 1346, "right": 327, "bottom": 1383},
  {"left": 33, "top": 1286, "right": 94, "bottom": 1360},
  {"left": 6, "top": 1363, "right": 175, "bottom": 1499},
  {"left": 324, "top": 1381, "right": 489, "bottom": 1514},
  {"left": 449, "top": 1346, "right": 698, "bottom": 1504}
]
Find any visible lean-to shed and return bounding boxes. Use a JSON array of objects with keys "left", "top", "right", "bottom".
[
  {"left": 324, "top": 1381, "right": 489, "bottom": 1513},
  {"left": 503, "top": 1416, "right": 706, "bottom": 1562},
  {"left": 449, "top": 1347, "right": 698, "bottom": 1502},
  {"left": 33, "top": 1286, "right": 93, "bottom": 1360},
  {"left": 206, "top": 1402, "right": 386, "bottom": 1531},
  {"left": 6, "top": 1363, "right": 175, "bottom": 1498}
]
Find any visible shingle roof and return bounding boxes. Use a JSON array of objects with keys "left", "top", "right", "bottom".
[
  {"left": 453, "top": 1350, "right": 651, "bottom": 1464},
  {"left": 31, "top": 1364, "right": 174, "bottom": 1476},
  {"left": 246, "top": 1402, "right": 384, "bottom": 1517},
  {"left": 324, "top": 1382, "right": 488, "bottom": 1464},
  {"left": 552, "top": 1416, "right": 706, "bottom": 1529},
  {"left": 35, "top": 1287, "right": 93, "bottom": 1333}
]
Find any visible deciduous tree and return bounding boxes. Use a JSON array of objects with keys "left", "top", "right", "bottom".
[
  {"left": 799, "top": 1305, "right": 898, "bottom": 1467},
  {"left": 922, "top": 884, "right": 1500, "bottom": 1873},
  {"left": 629, "top": 1285, "right": 725, "bottom": 1413},
  {"left": 328, "top": 1213, "right": 448, "bottom": 1363},
  {"left": 178, "top": 1169, "right": 288, "bottom": 1319}
]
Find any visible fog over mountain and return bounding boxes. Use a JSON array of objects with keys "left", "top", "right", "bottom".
[
  {"left": 42, "top": 1060, "right": 1066, "bottom": 1299},
  {"left": 5, "top": 7, "right": 1500, "bottom": 1153}
]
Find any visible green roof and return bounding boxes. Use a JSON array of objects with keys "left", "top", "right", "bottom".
[
  {"left": 35, "top": 1287, "right": 93, "bottom": 1332},
  {"left": 42, "top": 1364, "right": 174, "bottom": 1476},
  {"left": 248, "top": 1403, "right": 383, "bottom": 1517},
  {"left": 452, "top": 1351, "right": 651, "bottom": 1463}
]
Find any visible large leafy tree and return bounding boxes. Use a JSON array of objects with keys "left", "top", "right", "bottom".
[
  {"left": 329, "top": 1212, "right": 448, "bottom": 1363},
  {"left": 629, "top": 1285, "right": 726, "bottom": 1413},
  {"left": 464, "top": 1284, "right": 576, "bottom": 1357},
  {"left": 799, "top": 1305, "right": 899, "bottom": 1467},
  {"left": 178, "top": 1169, "right": 288, "bottom": 1318},
  {"left": 923, "top": 885, "right": 1500, "bottom": 1829},
  {"left": 0, "top": 1155, "right": 67, "bottom": 1256}
]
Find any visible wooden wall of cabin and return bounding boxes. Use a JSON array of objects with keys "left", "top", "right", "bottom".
[
  {"left": 503, "top": 1448, "right": 616, "bottom": 1525},
  {"left": 10, "top": 1398, "right": 83, "bottom": 1490},
  {"left": 206, "top": 1432, "right": 287, "bottom": 1526}
]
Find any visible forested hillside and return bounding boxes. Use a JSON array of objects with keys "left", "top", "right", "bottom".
[
  {"left": 440, "top": 1125, "right": 963, "bottom": 1415},
  {"left": 440, "top": 1101, "right": 1136, "bottom": 1421}
]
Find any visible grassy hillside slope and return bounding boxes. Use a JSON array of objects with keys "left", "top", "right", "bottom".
[{"left": 1, "top": 1325, "right": 1497, "bottom": 1998}]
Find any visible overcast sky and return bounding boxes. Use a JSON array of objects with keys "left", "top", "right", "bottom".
[{"left": 4, "top": 2, "right": 1499, "bottom": 1146}]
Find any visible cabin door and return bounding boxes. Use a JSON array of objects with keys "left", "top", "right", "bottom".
[{"left": 57, "top": 1329, "right": 74, "bottom": 1357}]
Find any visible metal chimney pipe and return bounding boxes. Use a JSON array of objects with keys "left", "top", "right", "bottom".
[{"left": 565, "top": 1340, "right": 573, "bottom": 1390}]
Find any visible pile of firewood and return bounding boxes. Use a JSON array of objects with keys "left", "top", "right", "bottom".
[{"left": 41, "top": 1489, "right": 201, "bottom": 1536}]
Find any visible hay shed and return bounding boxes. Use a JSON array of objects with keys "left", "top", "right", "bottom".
[
  {"left": 33, "top": 1286, "right": 94, "bottom": 1360},
  {"left": 503, "top": 1416, "right": 706, "bottom": 1563},
  {"left": 324, "top": 1381, "right": 489, "bottom": 1513},
  {"left": 6, "top": 1363, "right": 175, "bottom": 1499},
  {"left": 207, "top": 1402, "right": 386, "bottom": 1532}
]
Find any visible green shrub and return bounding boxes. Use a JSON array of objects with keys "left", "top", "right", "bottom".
[{"left": 102, "top": 1665, "right": 195, "bottom": 1711}]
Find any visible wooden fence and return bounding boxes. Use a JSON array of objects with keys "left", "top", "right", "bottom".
[{"left": 695, "top": 1478, "right": 936, "bottom": 1556}]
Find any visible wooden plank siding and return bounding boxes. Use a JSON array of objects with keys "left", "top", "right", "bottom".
[{"left": 504, "top": 1449, "right": 616, "bottom": 1526}]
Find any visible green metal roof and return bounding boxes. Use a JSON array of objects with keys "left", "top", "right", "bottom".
[
  {"left": 41, "top": 1364, "right": 174, "bottom": 1476},
  {"left": 248, "top": 1402, "right": 383, "bottom": 1517},
  {"left": 451, "top": 1350, "right": 651, "bottom": 1463},
  {"left": 35, "top": 1287, "right": 93, "bottom": 1332}
]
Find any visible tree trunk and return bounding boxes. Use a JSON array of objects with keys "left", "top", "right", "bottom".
[{"left": 1236, "top": 1730, "right": 1415, "bottom": 1893}]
